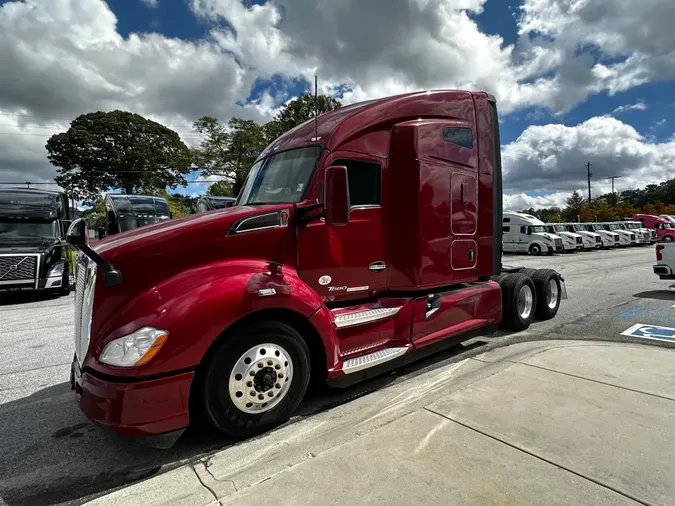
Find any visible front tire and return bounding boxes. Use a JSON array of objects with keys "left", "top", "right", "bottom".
[
  {"left": 664, "top": 236, "right": 673, "bottom": 242},
  {"left": 529, "top": 244, "right": 542, "bottom": 256},
  {"left": 203, "top": 321, "right": 311, "bottom": 438}
]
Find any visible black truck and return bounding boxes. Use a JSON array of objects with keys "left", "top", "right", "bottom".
[
  {"left": 0, "top": 188, "right": 73, "bottom": 295},
  {"left": 104, "top": 194, "right": 172, "bottom": 237},
  {"left": 189, "top": 195, "right": 236, "bottom": 214}
]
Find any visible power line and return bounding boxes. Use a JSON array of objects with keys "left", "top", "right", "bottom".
[
  {"left": 0, "top": 180, "right": 231, "bottom": 185},
  {"left": 0, "top": 111, "right": 207, "bottom": 129}
]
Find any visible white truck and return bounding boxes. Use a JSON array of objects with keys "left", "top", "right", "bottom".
[
  {"left": 544, "top": 223, "right": 583, "bottom": 252},
  {"left": 653, "top": 244, "right": 675, "bottom": 279},
  {"left": 502, "top": 213, "right": 564, "bottom": 255},
  {"left": 559, "top": 223, "right": 602, "bottom": 250},
  {"left": 599, "top": 222, "right": 635, "bottom": 247},
  {"left": 620, "top": 221, "right": 652, "bottom": 245},
  {"left": 583, "top": 223, "right": 619, "bottom": 249}
]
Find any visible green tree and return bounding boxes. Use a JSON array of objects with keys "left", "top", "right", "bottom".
[
  {"left": 207, "top": 180, "right": 235, "bottom": 197},
  {"left": 155, "top": 190, "right": 191, "bottom": 218},
  {"left": 192, "top": 117, "right": 267, "bottom": 195},
  {"left": 562, "top": 191, "right": 585, "bottom": 221},
  {"left": 267, "top": 93, "right": 342, "bottom": 140},
  {"left": 47, "top": 111, "right": 192, "bottom": 203}
]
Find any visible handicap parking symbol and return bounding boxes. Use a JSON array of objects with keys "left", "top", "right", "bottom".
[{"left": 621, "top": 323, "right": 675, "bottom": 343}]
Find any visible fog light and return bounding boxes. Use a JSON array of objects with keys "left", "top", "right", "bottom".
[{"left": 100, "top": 327, "right": 168, "bottom": 367}]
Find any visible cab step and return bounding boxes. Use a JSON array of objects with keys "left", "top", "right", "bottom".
[
  {"left": 342, "top": 346, "right": 409, "bottom": 374},
  {"left": 332, "top": 307, "right": 402, "bottom": 328}
]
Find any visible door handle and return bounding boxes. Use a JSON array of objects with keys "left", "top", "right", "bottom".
[{"left": 469, "top": 249, "right": 474, "bottom": 262}]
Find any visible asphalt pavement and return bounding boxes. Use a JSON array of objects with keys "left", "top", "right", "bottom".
[{"left": 0, "top": 245, "right": 672, "bottom": 505}]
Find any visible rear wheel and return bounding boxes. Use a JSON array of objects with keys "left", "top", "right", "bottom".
[
  {"left": 664, "top": 236, "right": 673, "bottom": 242},
  {"left": 532, "top": 269, "right": 562, "bottom": 320},
  {"left": 203, "top": 321, "right": 311, "bottom": 438},
  {"left": 529, "top": 243, "right": 542, "bottom": 256},
  {"left": 499, "top": 273, "right": 536, "bottom": 331}
]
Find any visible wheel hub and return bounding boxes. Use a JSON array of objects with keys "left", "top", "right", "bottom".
[{"left": 229, "top": 343, "right": 293, "bottom": 414}]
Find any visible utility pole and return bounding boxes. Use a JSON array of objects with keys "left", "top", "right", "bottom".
[
  {"left": 586, "top": 162, "right": 593, "bottom": 201},
  {"left": 606, "top": 175, "right": 622, "bottom": 195},
  {"left": 25, "top": 181, "right": 31, "bottom": 188}
]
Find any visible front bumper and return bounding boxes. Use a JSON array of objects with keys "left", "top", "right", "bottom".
[
  {"left": 0, "top": 275, "right": 67, "bottom": 292},
  {"left": 71, "top": 357, "right": 193, "bottom": 436}
]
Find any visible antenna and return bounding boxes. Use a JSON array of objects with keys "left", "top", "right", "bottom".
[{"left": 314, "top": 75, "right": 318, "bottom": 144}]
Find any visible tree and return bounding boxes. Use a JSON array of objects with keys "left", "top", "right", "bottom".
[
  {"left": 268, "top": 93, "right": 342, "bottom": 139},
  {"left": 155, "top": 190, "right": 191, "bottom": 218},
  {"left": 192, "top": 117, "right": 267, "bottom": 196},
  {"left": 47, "top": 111, "right": 192, "bottom": 203},
  {"left": 207, "top": 180, "right": 235, "bottom": 197},
  {"left": 562, "top": 191, "right": 585, "bottom": 221}
]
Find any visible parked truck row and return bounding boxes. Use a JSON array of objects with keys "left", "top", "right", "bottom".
[{"left": 502, "top": 212, "right": 667, "bottom": 256}]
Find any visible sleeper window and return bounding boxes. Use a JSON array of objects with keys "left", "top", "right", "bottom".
[{"left": 333, "top": 159, "right": 381, "bottom": 207}]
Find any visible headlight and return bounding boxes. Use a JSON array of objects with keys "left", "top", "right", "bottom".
[
  {"left": 48, "top": 261, "right": 65, "bottom": 277},
  {"left": 100, "top": 327, "right": 168, "bottom": 367}
]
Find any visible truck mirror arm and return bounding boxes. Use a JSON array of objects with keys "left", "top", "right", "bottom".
[
  {"left": 79, "top": 244, "right": 123, "bottom": 287},
  {"left": 295, "top": 202, "right": 324, "bottom": 225}
]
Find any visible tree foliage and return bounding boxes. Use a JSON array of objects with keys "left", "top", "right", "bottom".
[
  {"left": 47, "top": 111, "right": 192, "bottom": 203},
  {"left": 191, "top": 93, "right": 341, "bottom": 197},
  {"left": 206, "top": 180, "right": 235, "bottom": 197}
]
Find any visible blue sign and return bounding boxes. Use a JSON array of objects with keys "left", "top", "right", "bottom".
[{"left": 621, "top": 323, "right": 675, "bottom": 343}]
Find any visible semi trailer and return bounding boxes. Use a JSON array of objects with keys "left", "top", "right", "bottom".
[{"left": 67, "top": 90, "right": 567, "bottom": 444}]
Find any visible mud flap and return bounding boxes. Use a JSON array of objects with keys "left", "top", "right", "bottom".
[{"left": 559, "top": 276, "right": 568, "bottom": 300}]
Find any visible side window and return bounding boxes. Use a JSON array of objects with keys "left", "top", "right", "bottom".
[
  {"left": 503, "top": 217, "right": 511, "bottom": 223},
  {"left": 333, "top": 158, "right": 381, "bottom": 207},
  {"left": 443, "top": 127, "right": 473, "bottom": 150},
  {"left": 502, "top": 226, "right": 510, "bottom": 233},
  {"left": 520, "top": 226, "right": 528, "bottom": 234}
]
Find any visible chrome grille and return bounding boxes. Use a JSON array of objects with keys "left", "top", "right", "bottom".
[
  {"left": 554, "top": 238, "right": 563, "bottom": 248},
  {"left": 0, "top": 255, "right": 38, "bottom": 283},
  {"left": 576, "top": 237, "right": 582, "bottom": 244},
  {"left": 595, "top": 236, "right": 601, "bottom": 243},
  {"left": 74, "top": 254, "right": 97, "bottom": 364}
]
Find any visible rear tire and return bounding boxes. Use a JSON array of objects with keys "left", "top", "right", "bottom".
[
  {"left": 500, "top": 273, "right": 536, "bottom": 331},
  {"left": 529, "top": 244, "right": 542, "bottom": 256},
  {"left": 520, "top": 268, "right": 537, "bottom": 278},
  {"left": 532, "top": 269, "right": 562, "bottom": 320},
  {"left": 203, "top": 321, "right": 311, "bottom": 439},
  {"left": 664, "top": 236, "right": 673, "bottom": 242}
]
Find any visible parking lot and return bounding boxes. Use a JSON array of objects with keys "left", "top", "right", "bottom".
[{"left": 1, "top": 245, "right": 674, "bottom": 506}]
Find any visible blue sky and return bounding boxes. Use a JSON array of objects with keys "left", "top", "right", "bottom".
[{"left": 0, "top": 0, "right": 673, "bottom": 209}]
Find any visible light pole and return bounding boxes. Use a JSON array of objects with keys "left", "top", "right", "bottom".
[
  {"left": 586, "top": 162, "right": 593, "bottom": 201},
  {"left": 606, "top": 175, "right": 622, "bottom": 203}
]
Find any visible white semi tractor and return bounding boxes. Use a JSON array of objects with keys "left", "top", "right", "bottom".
[
  {"left": 544, "top": 223, "right": 583, "bottom": 252},
  {"left": 502, "top": 213, "right": 564, "bottom": 255},
  {"left": 583, "top": 223, "right": 620, "bottom": 249}
]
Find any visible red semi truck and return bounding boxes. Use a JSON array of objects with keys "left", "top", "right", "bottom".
[{"left": 67, "top": 90, "right": 566, "bottom": 444}]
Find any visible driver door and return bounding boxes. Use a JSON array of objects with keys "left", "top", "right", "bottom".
[{"left": 297, "top": 153, "right": 387, "bottom": 301}]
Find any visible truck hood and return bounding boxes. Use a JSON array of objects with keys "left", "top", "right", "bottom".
[
  {"left": 579, "top": 231, "right": 600, "bottom": 238},
  {"left": 0, "top": 236, "right": 59, "bottom": 253},
  {"left": 533, "top": 233, "right": 560, "bottom": 241},
  {"left": 558, "top": 232, "right": 581, "bottom": 240}
]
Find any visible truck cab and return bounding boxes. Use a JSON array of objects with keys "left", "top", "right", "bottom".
[
  {"left": 559, "top": 223, "right": 601, "bottom": 250},
  {"left": 190, "top": 196, "right": 236, "bottom": 214},
  {"left": 634, "top": 214, "right": 675, "bottom": 242},
  {"left": 544, "top": 223, "right": 582, "bottom": 252},
  {"left": 502, "top": 213, "right": 563, "bottom": 255},
  {"left": 620, "top": 221, "right": 651, "bottom": 245},
  {"left": 583, "top": 223, "right": 619, "bottom": 248},
  {"left": 599, "top": 222, "right": 634, "bottom": 246},
  {"left": 104, "top": 194, "right": 171, "bottom": 237},
  {"left": 67, "top": 90, "right": 566, "bottom": 443},
  {"left": 0, "top": 188, "right": 72, "bottom": 295}
]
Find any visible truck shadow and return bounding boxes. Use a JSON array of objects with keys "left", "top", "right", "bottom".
[
  {"left": 0, "top": 291, "right": 69, "bottom": 307},
  {"left": 633, "top": 290, "right": 675, "bottom": 301},
  {"left": 0, "top": 340, "right": 488, "bottom": 506}
]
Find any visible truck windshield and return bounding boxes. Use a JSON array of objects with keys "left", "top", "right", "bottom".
[
  {"left": 530, "top": 226, "right": 545, "bottom": 233},
  {"left": 554, "top": 225, "right": 566, "bottom": 232},
  {"left": 573, "top": 224, "right": 585, "bottom": 232},
  {"left": 238, "top": 146, "right": 321, "bottom": 205},
  {"left": 0, "top": 221, "right": 57, "bottom": 238},
  {"left": 610, "top": 224, "right": 622, "bottom": 230}
]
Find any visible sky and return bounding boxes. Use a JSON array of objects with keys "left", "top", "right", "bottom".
[{"left": 0, "top": 0, "right": 673, "bottom": 210}]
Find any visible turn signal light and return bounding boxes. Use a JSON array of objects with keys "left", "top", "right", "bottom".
[{"left": 656, "top": 245, "right": 664, "bottom": 261}]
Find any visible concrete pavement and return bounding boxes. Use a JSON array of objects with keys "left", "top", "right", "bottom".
[{"left": 89, "top": 339, "right": 675, "bottom": 506}]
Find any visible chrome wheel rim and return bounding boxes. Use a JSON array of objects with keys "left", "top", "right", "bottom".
[
  {"left": 531, "top": 245, "right": 540, "bottom": 255},
  {"left": 517, "top": 285, "right": 534, "bottom": 319},
  {"left": 547, "top": 279, "right": 559, "bottom": 309},
  {"left": 229, "top": 343, "right": 293, "bottom": 414}
]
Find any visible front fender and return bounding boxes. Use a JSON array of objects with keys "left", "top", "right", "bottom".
[{"left": 87, "top": 260, "right": 325, "bottom": 378}]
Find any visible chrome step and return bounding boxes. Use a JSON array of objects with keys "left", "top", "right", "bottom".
[
  {"left": 342, "top": 347, "right": 408, "bottom": 374},
  {"left": 333, "top": 307, "right": 401, "bottom": 329}
]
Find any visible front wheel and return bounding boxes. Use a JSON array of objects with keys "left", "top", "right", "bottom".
[
  {"left": 529, "top": 243, "right": 542, "bottom": 256},
  {"left": 664, "top": 236, "right": 673, "bottom": 242},
  {"left": 203, "top": 321, "right": 311, "bottom": 438}
]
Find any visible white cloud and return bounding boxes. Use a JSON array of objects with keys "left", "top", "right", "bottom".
[
  {"left": 141, "top": 0, "right": 158, "bottom": 7},
  {"left": 613, "top": 101, "right": 647, "bottom": 114},
  {"left": 504, "top": 192, "right": 571, "bottom": 211},
  {"left": 502, "top": 115, "right": 675, "bottom": 199}
]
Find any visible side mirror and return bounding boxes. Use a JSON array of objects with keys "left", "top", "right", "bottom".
[
  {"left": 324, "top": 165, "right": 350, "bottom": 226},
  {"left": 66, "top": 218, "right": 89, "bottom": 247}
]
